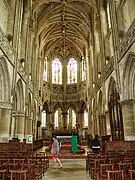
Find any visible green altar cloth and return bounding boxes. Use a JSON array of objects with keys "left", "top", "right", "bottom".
[{"left": 71, "top": 135, "right": 78, "bottom": 153}]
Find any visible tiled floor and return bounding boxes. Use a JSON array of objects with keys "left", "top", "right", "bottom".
[{"left": 43, "top": 159, "right": 90, "bottom": 180}]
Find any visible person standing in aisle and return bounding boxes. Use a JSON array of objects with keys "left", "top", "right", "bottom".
[{"left": 51, "top": 135, "right": 62, "bottom": 168}]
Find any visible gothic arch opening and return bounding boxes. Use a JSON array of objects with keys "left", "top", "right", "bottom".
[
  {"left": 108, "top": 77, "right": 124, "bottom": 141},
  {"left": 16, "top": 79, "right": 24, "bottom": 111},
  {"left": 108, "top": 76, "right": 117, "bottom": 100},
  {"left": 123, "top": 53, "right": 135, "bottom": 100},
  {"left": 0, "top": 56, "right": 10, "bottom": 102}
]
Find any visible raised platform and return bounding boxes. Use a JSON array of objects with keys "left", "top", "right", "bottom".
[{"left": 48, "top": 144, "right": 86, "bottom": 159}]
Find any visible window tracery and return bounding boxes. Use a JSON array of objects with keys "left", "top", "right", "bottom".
[
  {"left": 52, "top": 58, "right": 62, "bottom": 84},
  {"left": 82, "top": 58, "right": 86, "bottom": 81},
  {"left": 67, "top": 58, "right": 77, "bottom": 84},
  {"left": 43, "top": 59, "right": 48, "bottom": 81}
]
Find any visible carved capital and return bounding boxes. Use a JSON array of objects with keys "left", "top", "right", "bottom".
[{"left": 0, "top": 101, "right": 12, "bottom": 109}]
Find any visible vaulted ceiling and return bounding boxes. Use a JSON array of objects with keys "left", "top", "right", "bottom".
[{"left": 33, "top": 0, "right": 97, "bottom": 60}]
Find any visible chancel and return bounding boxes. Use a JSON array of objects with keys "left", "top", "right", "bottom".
[{"left": 0, "top": 0, "right": 135, "bottom": 179}]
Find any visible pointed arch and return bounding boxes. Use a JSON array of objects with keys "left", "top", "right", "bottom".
[
  {"left": 67, "top": 103, "right": 77, "bottom": 113},
  {"left": 52, "top": 103, "right": 62, "bottom": 113},
  {"left": 0, "top": 56, "right": 11, "bottom": 102},
  {"left": 108, "top": 76, "right": 117, "bottom": 100},
  {"left": 123, "top": 53, "right": 135, "bottom": 100},
  {"left": 43, "top": 101, "right": 49, "bottom": 113},
  {"left": 16, "top": 79, "right": 24, "bottom": 111}
]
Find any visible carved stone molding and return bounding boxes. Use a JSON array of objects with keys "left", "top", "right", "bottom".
[
  {"left": 3, "top": 0, "right": 10, "bottom": 10},
  {"left": 52, "top": 85, "right": 63, "bottom": 93},
  {"left": 121, "top": 99, "right": 135, "bottom": 106},
  {"left": 0, "top": 27, "right": 14, "bottom": 65},
  {"left": 79, "top": 81, "right": 86, "bottom": 91},
  {"left": 66, "top": 84, "right": 77, "bottom": 93},
  {"left": 51, "top": 94, "right": 64, "bottom": 101},
  {"left": 103, "top": 57, "right": 114, "bottom": 80},
  {"left": 119, "top": 18, "right": 135, "bottom": 60},
  {"left": 17, "top": 63, "right": 28, "bottom": 83},
  {"left": 12, "top": 111, "right": 25, "bottom": 117},
  {"left": 0, "top": 101, "right": 12, "bottom": 109},
  {"left": 28, "top": 79, "right": 33, "bottom": 92},
  {"left": 66, "top": 94, "right": 78, "bottom": 101}
]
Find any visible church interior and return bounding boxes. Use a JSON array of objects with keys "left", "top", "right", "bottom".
[{"left": 0, "top": 0, "right": 135, "bottom": 179}]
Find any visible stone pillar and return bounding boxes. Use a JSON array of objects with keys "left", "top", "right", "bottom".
[
  {"left": 77, "top": 112, "right": 83, "bottom": 129},
  {"left": 99, "top": 114, "right": 106, "bottom": 136},
  {"left": 121, "top": 100, "right": 135, "bottom": 140},
  {"left": 0, "top": 102, "right": 12, "bottom": 142},
  {"left": 61, "top": 112, "right": 68, "bottom": 129},
  {"left": 46, "top": 111, "right": 53, "bottom": 139},
  {"left": 26, "top": 116, "right": 32, "bottom": 136},
  {"left": 105, "top": 111, "right": 111, "bottom": 135},
  {"left": 15, "top": 111, "right": 25, "bottom": 141}
]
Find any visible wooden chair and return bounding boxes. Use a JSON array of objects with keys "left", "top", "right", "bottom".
[
  {"left": 107, "top": 170, "right": 124, "bottom": 180},
  {"left": 118, "top": 162, "right": 132, "bottom": 179},
  {"left": 99, "top": 163, "right": 114, "bottom": 180},
  {"left": 128, "top": 170, "right": 135, "bottom": 180},
  {"left": 10, "top": 169, "right": 27, "bottom": 180},
  {"left": 0, "top": 169, "right": 6, "bottom": 180}
]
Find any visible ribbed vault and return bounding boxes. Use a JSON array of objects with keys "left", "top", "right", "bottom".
[{"left": 33, "top": 0, "right": 96, "bottom": 60}]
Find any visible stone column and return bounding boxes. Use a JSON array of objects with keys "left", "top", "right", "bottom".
[
  {"left": 105, "top": 111, "right": 111, "bottom": 135},
  {"left": 26, "top": 116, "right": 32, "bottom": 136},
  {"left": 61, "top": 112, "right": 68, "bottom": 129},
  {"left": 15, "top": 111, "right": 25, "bottom": 141},
  {"left": 77, "top": 111, "right": 83, "bottom": 129},
  {"left": 0, "top": 102, "right": 12, "bottom": 142},
  {"left": 46, "top": 111, "right": 53, "bottom": 139},
  {"left": 99, "top": 114, "right": 106, "bottom": 136},
  {"left": 121, "top": 99, "right": 135, "bottom": 140}
]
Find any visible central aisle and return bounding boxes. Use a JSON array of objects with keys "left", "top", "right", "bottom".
[{"left": 43, "top": 159, "right": 90, "bottom": 180}]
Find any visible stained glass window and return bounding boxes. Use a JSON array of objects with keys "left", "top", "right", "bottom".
[
  {"left": 84, "top": 110, "right": 88, "bottom": 127},
  {"left": 41, "top": 110, "right": 46, "bottom": 127},
  {"left": 82, "top": 58, "right": 86, "bottom": 81},
  {"left": 52, "top": 58, "right": 62, "bottom": 84},
  {"left": 43, "top": 59, "right": 48, "bottom": 81},
  {"left": 67, "top": 58, "right": 77, "bottom": 84}
]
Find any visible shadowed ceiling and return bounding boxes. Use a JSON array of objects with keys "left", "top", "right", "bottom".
[{"left": 33, "top": 0, "right": 97, "bottom": 60}]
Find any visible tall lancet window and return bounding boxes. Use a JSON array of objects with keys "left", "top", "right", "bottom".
[
  {"left": 54, "top": 108, "right": 62, "bottom": 129},
  {"left": 67, "top": 58, "right": 77, "bottom": 84},
  {"left": 52, "top": 58, "right": 62, "bottom": 84},
  {"left": 84, "top": 110, "right": 88, "bottom": 127},
  {"left": 54, "top": 110, "right": 59, "bottom": 129},
  {"left": 41, "top": 110, "right": 46, "bottom": 127},
  {"left": 107, "top": 3, "right": 111, "bottom": 29},
  {"left": 43, "top": 59, "right": 48, "bottom": 81},
  {"left": 82, "top": 57, "right": 86, "bottom": 81}
]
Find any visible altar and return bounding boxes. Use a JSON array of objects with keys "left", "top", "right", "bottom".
[{"left": 56, "top": 136, "right": 72, "bottom": 144}]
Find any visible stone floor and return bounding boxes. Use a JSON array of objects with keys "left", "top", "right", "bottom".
[{"left": 43, "top": 159, "right": 90, "bottom": 180}]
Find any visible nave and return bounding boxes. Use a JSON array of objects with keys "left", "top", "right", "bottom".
[{"left": 43, "top": 159, "right": 89, "bottom": 180}]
